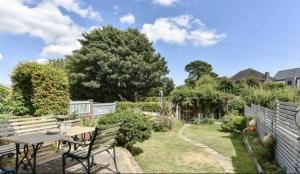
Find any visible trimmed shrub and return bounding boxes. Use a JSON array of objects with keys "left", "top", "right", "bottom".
[
  {"left": 221, "top": 115, "right": 246, "bottom": 133},
  {"left": 11, "top": 62, "right": 70, "bottom": 116},
  {"left": 97, "top": 111, "right": 152, "bottom": 150},
  {"left": 151, "top": 116, "right": 174, "bottom": 132},
  {"left": 116, "top": 101, "right": 160, "bottom": 112}
]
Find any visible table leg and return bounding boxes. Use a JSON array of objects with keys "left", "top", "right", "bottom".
[
  {"left": 15, "top": 143, "right": 43, "bottom": 174},
  {"left": 31, "top": 143, "right": 43, "bottom": 174},
  {"left": 15, "top": 144, "right": 20, "bottom": 173}
]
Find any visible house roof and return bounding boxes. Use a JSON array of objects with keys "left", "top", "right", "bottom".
[
  {"left": 231, "top": 68, "right": 268, "bottom": 81},
  {"left": 274, "top": 67, "right": 300, "bottom": 80}
]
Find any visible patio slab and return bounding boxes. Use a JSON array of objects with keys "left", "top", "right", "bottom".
[{"left": 18, "top": 147, "right": 142, "bottom": 174}]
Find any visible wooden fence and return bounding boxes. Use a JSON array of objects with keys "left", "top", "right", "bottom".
[
  {"left": 244, "top": 101, "right": 300, "bottom": 173},
  {"left": 69, "top": 100, "right": 116, "bottom": 117}
]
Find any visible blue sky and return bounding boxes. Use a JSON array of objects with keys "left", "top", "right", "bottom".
[{"left": 1, "top": 0, "right": 300, "bottom": 85}]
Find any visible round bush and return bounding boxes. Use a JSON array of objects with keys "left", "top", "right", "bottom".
[
  {"left": 97, "top": 111, "right": 152, "bottom": 150},
  {"left": 221, "top": 115, "right": 246, "bottom": 133}
]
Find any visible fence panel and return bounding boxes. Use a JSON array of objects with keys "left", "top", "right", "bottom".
[
  {"left": 93, "top": 103, "right": 116, "bottom": 116},
  {"left": 69, "top": 101, "right": 90, "bottom": 116},
  {"left": 245, "top": 101, "right": 300, "bottom": 173}
]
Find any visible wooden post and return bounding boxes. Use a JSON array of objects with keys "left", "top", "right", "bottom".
[{"left": 89, "top": 99, "right": 94, "bottom": 121}]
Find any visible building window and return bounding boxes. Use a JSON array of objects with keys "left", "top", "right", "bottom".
[{"left": 287, "top": 80, "right": 292, "bottom": 85}]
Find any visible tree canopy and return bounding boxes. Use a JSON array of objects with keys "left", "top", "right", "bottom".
[
  {"left": 185, "top": 60, "right": 218, "bottom": 85},
  {"left": 66, "top": 26, "right": 169, "bottom": 102}
]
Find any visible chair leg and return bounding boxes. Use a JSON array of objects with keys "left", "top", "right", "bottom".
[
  {"left": 62, "top": 155, "right": 66, "bottom": 174},
  {"left": 87, "top": 158, "right": 91, "bottom": 174},
  {"left": 113, "top": 146, "right": 120, "bottom": 174}
]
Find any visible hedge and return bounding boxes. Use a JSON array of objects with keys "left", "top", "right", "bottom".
[
  {"left": 11, "top": 62, "right": 70, "bottom": 116},
  {"left": 116, "top": 101, "right": 160, "bottom": 112}
]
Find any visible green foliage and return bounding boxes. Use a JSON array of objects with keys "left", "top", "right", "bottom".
[
  {"left": 247, "top": 133, "right": 285, "bottom": 173},
  {"left": 0, "top": 84, "right": 12, "bottom": 113},
  {"left": 244, "top": 76, "right": 260, "bottom": 87},
  {"left": 191, "top": 118, "right": 215, "bottom": 124},
  {"left": 171, "top": 78, "right": 233, "bottom": 107},
  {"left": 48, "top": 58, "right": 66, "bottom": 69},
  {"left": 97, "top": 111, "right": 152, "bottom": 150},
  {"left": 221, "top": 115, "right": 246, "bottom": 133},
  {"left": 147, "top": 77, "right": 175, "bottom": 97},
  {"left": 116, "top": 101, "right": 160, "bottom": 112},
  {"left": 66, "top": 26, "right": 168, "bottom": 102},
  {"left": 262, "top": 82, "right": 286, "bottom": 90},
  {"left": 11, "top": 62, "right": 70, "bottom": 116},
  {"left": 218, "top": 77, "right": 237, "bottom": 94},
  {"left": 185, "top": 60, "right": 218, "bottom": 86},
  {"left": 151, "top": 116, "right": 174, "bottom": 132},
  {"left": 228, "top": 97, "right": 246, "bottom": 114},
  {"left": 240, "top": 86, "right": 298, "bottom": 109}
]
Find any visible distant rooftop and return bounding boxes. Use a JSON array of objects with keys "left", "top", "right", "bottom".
[
  {"left": 231, "top": 68, "right": 270, "bottom": 82},
  {"left": 274, "top": 67, "right": 300, "bottom": 80}
]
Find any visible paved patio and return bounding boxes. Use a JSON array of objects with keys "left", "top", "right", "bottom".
[{"left": 17, "top": 147, "right": 142, "bottom": 174}]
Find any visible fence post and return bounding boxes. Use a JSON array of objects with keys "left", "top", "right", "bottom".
[{"left": 89, "top": 99, "right": 94, "bottom": 120}]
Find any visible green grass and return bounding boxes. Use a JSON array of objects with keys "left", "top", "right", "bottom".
[
  {"left": 247, "top": 133, "right": 284, "bottom": 173},
  {"left": 134, "top": 122, "right": 225, "bottom": 173},
  {"left": 182, "top": 124, "right": 257, "bottom": 173}
]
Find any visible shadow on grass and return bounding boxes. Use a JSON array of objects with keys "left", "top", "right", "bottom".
[
  {"left": 130, "top": 146, "right": 144, "bottom": 156},
  {"left": 216, "top": 129, "right": 257, "bottom": 173}
]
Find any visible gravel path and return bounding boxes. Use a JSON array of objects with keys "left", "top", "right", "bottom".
[{"left": 178, "top": 124, "right": 235, "bottom": 173}]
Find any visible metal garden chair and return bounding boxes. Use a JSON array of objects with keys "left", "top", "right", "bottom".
[{"left": 62, "top": 123, "right": 121, "bottom": 174}]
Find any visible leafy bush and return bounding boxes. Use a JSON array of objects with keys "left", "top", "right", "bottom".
[
  {"left": 191, "top": 118, "right": 215, "bottom": 124},
  {"left": 247, "top": 133, "right": 285, "bottom": 173},
  {"left": 221, "top": 115, "right": 246, "bottom": 133},
  {"left": 116, "top": 102, "right": 160, "bottom": 112},
  {"left": 240, "top": 86, "right": 298, "bottom": 109},
  {"left": 0, "top": 84, "right": 12, "bottom": 113},
  {"left": 97, "top": 111, "right": 152, "bottom": 150},
  {"left": 228, "top": 97, "right": 246, "bottom": 114},
  {"left": 151, "top": 116, "right": 174, "bottom": 132},
  {"left": 11, "top": 62, "right": 70, "bottom": 116}
]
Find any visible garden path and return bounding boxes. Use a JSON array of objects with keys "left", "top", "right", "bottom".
[{"left": 178, "top": 124, "right": 235, "bottom": 173}]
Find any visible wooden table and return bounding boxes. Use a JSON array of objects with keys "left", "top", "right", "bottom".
[{"left": 1, "top": 126, "right": 95, "bottom": 174}]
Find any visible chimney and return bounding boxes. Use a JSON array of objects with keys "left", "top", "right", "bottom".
[{"left": 265, "top": 72, "right": 270, "bottom": 82}]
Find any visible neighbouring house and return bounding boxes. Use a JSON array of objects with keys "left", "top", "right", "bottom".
[
  {"left": 274, "top": 67, "right": 300, "bottom": 88},
  {"left": 231, "top": 68, "right": 272, "bottom": 83}
]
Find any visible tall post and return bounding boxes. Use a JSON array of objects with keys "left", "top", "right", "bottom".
[{"left": 89, "top": 99, "right": 94, "bottom": 121}]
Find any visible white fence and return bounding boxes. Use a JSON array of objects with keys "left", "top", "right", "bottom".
[
  {"left": 244, "top": 101, "right": 300, "bottom": 173},
  {"left": 69, "top": 100, "right": 116, "bottom": 117}
]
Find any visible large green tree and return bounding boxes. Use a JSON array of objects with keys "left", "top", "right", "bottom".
[
  {"left": 147, "top": 77, "right": 175, "bottom": 97},
  {"left": 185, "top": 60, "right": 218, "bottom": 85},
  {"left": 66, "top": 26, "right": 169, "bottom": 102}
]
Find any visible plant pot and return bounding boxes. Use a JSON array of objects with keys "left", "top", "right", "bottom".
[{"left": 262, "top": 133, "right": 275, "bottom": 147}]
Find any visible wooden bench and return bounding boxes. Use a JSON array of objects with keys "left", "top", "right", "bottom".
[
  {"left": 62, "top": 123, "right": 121, "bottom": 174},
  {"left": 0, "top": 117, "right": 59, "bottom": 157}
]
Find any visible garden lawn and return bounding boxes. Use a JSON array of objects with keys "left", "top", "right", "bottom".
[
  {"left": 183, "top": 124, "right": 257, "bottom": 173},
  {"left": 134, "top": 122, "right": 225, "bottom": 173}
]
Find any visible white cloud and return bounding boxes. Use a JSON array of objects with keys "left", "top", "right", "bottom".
[
  {"left": 51, "top": 0, "right": 101, "bottom": 20},
  {"left": 119, "top": 13, "right": 135, "bottom": 25},
  {"left": 152, "top": 0, "right": 179, "bottom": 6},
  {"left": 0, "top": 53, "right": 3, "bottom": 61},
  {"left": 35, "top": 58, "right": 49, "bottom": 64},
  {"left": 141, "top": 15, "right": 226, "bottom": 46},
  {"left": 0, "top": 0, "right": 101, "bottom": 57}
]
